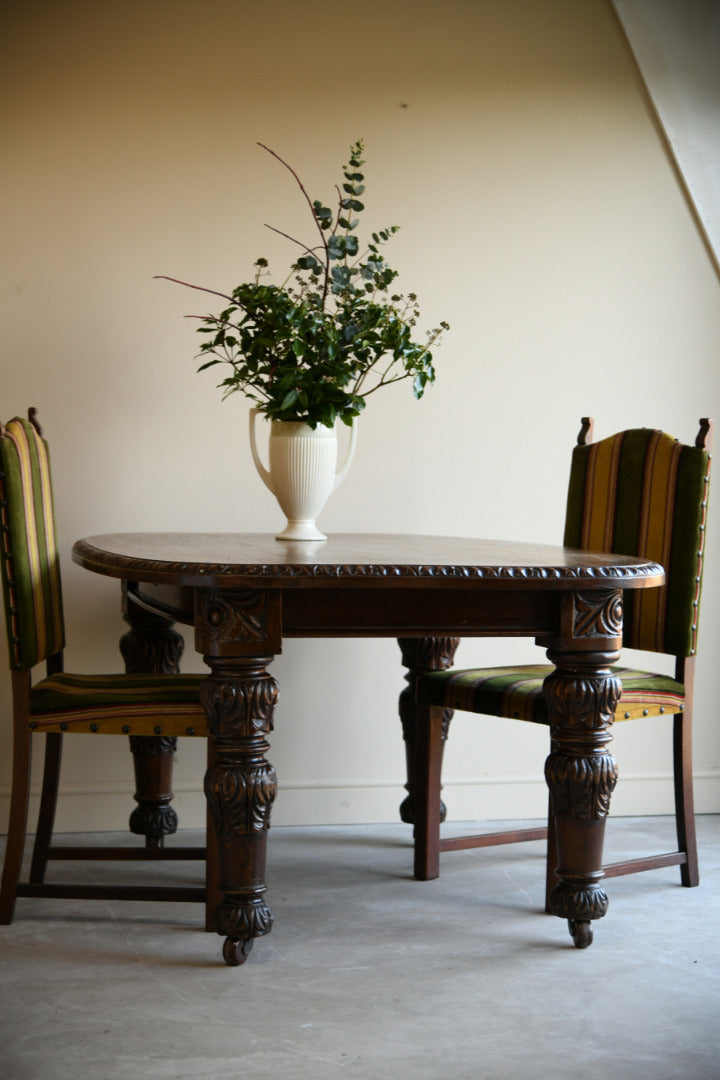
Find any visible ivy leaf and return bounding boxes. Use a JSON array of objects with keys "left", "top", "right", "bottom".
[{"left": 280, "top": 388, "right": 300, "bottom": 411}]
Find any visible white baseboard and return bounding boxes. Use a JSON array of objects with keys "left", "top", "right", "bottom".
[{"left": 2, "top": 771, "right": 719, "bottom": 834}]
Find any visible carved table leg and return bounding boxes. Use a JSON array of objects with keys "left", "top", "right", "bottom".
[
  {"left": 542, "top": 589, "right": 623, "bottom": 948},
  {"left": 195, "top": 586, "right": 282, "bottom": 966},
  {"left": 397, "top": 637, "right": 460, "bottom": 826},
  {"left": 201, "top": 655, "right": 278, "bottom": 966},
  {"left": 120, "top": 583, "right": 184, "bottom": 847}
]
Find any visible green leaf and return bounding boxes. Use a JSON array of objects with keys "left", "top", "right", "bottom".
[
  {"left": 280, "top": 388, "right": 300, "bottom": 411},
  {"left": 313, "top": 201, "right": 333, "bottom": 225},
  {"left": 172, "top": 139, "right": 447, "bottom": 428},
  {"left": 327, "top": 236, "right": 346, "bottom": 259}
]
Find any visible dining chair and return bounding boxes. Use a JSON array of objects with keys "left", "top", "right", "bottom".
[
  {"left": 413, "top": 417, "right": 712, "bottom": 920},
  {"left": 0, "top": 409, "right": 208, "bottom": 924}
]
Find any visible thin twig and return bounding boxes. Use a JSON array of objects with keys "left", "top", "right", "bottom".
[
  {"left": 154, "top": 275, "right": 235, "bottom": 304},
  {"left": 263, "top": 223, "right": 322, "bottom": 261},
  {"left": 257, "top": 142, "right": 331, "bottom": 305}
]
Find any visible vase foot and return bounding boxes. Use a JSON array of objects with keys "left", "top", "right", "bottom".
[{"left": 275, "top": 521, "right": 328, "bottom": 541}]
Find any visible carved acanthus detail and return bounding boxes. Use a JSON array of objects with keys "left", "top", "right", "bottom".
[
  {"left": 398, "top": 636, "right": 459, "bottom": 747},
  {"left": 200, "top": 668, "right": 278, "bottom": 737},
  {"left": 545, "top": 751, "right": 619, "bottom": 820},
  {"left": 128, "top": 734, "right": 178, "bottom": 757},
  {"left": 120, "top": 587, "right": 184, "bottom": 674},
  {"left": 120, "top": 625, "right": 184, "bottom": 674},
  {"left": 218, "top": 895, "right": 274, "bottom": 941},
  {"left": 542, "top": 668, "right": 622, "bottom": 731},
  {"left": 398, "top": 636, "right": 460, "bottom": 675},
  {"left": 205, "top": 760, "right": 278, "bottom": 835},
  {"left": 129, "top": 803, "right": 178, "bottom": 838},
  {"left": 549, "top": 881, "right": 610, "bottom": 921}
]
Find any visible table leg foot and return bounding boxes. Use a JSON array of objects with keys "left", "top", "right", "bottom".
[
  {"left": 223, "top": 935, "right": 254, "bottom": 967},
  {"left": 568, "top": 919, "right": 593, "bottom": 948}
]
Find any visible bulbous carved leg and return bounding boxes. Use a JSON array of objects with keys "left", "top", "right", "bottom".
[
  {"left": 127, "top": 735, "right": 178, "bottom": 844},
  {"left": 397, "top": 637, "right": 460, "bottom": 826},
  {"left": 201, "top": 656, "right": 278, "bottom": 966},
  {"left": 120, "top": 588, "right": 184, "bottom": 847},
  {"left": 543, "top": 648, "right": 621, "bottom": 948}
]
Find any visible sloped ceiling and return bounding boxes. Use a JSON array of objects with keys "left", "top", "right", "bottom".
[{"left": 613, "top": 0, "right": 720, "bottom": 277}]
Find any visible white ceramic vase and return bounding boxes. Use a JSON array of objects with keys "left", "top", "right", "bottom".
[{"left": 249, "top": 408, "right": 357, "bottom": 541}]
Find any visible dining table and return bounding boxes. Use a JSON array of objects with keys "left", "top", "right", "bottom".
[{"left": 71, "top": 531, "right": 664, "bottom": 965}]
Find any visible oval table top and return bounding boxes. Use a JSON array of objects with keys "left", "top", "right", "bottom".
[{"left": 72, "top": 532, "right": 665, "bottom": 592}]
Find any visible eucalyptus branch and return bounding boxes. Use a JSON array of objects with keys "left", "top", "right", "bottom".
[
  {"left": 332, "top": 185, "right": 344, "bottom": 239},
  {"left": 263, "top": 223, "right": 320, "bottom": 261},
  {"left": 257, "top": 140, "right": 331, "bottom": 304},
  {"left": 161, "top": 140, "right": 447, "bottom": 429},
  {"left": 155, "top": 275, "right": 235, "bottom": 304}
]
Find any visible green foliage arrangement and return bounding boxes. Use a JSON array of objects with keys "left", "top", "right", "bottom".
[{"left": 158, "top": 140, "right": 448, "bottom": 429}]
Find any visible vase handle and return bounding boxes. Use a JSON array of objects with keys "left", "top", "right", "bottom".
[
  {"left": 333, "top": 421, "right": 357, "bottom": 492},
  {"left": 249, "top": 408, "right": 275, "bottom": 494}
]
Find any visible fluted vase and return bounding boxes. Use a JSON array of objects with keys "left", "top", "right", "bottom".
[{"left": 249, "top": 408, "right": 357, "bottom": 541}]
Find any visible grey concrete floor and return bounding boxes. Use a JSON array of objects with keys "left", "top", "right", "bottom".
[{"left": 0, "top": 816, "right": 718, "bottom": 1080}]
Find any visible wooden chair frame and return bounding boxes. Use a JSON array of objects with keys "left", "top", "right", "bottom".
[{"left": 414, "top": 417, "right": 712, "bottom": 907}]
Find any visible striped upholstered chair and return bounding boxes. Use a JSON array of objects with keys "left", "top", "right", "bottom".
[
  {"left": 414, "top": 418, "right": 712, "bottom": 903},
  {"left": 0, "top": 410, "right": 208, "bottom": 924}
]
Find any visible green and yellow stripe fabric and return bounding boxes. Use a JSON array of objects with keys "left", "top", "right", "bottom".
[
  {"left": 29, "top": 672, "right": 208, "bottom": 736},
  {"left": 0, "top": 417, "right": 65, "bottom": 670},
  {"left": 564, "top": 427, "right": 711, "bottom": 657},
  {"left": 418, "top": 665, "right": 685, "bottom": 725},
  {"left": 417, "top": 424, "right": 708, "bottom": 732}
]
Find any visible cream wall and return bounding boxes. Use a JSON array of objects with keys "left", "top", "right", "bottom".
[{"left": 2, "top": 0, "right": 719, "bottom": 833}]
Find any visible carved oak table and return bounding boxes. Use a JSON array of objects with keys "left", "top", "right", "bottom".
[{"left": 71, "top": 532, "right": 664, "bottom": 965}]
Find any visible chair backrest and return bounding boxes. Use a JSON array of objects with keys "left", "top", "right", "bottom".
[
  {"left": 564, "top": 419, "right": 712, "bottom": 658},
  {"left": 0, "top": 410, "right": 65, "bottom": 671}
]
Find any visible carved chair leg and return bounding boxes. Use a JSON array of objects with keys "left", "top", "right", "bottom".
[
  {"left": 120, "top": 586, "right": 185, "bottom": 847},
  {"left": 397, "top": 637, "right": 459, "bottom": 827}
]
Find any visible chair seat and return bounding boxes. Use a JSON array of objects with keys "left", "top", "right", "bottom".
[
  {"left": 28, "top": 672, "right": 208, "bottom": 735},
  {"left": 417, "top": 665, "right": 685, "bottom": 724}
]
